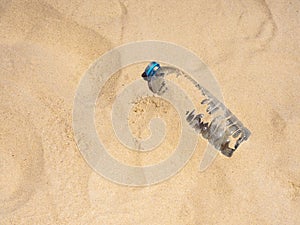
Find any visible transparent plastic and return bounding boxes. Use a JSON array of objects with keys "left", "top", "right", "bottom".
[{"left": 142, "top": 62, "right": 251, "bottom": 170}]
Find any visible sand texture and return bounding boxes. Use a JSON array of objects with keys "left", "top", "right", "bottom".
[{"left": 0, "top": 0, "right": 299, "bottom": 224}]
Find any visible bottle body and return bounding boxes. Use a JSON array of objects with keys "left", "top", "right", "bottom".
[{"left": 142, "top": 62, "right": 251, "bottom": 157}]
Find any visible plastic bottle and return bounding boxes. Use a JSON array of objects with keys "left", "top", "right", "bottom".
[{"left": 141, "top": 61, "right": 251, "bottom": 160}]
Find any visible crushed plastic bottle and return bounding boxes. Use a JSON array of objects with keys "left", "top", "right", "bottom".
[{"left": 141, "top": 61, "right": 251, "bottom": 170}]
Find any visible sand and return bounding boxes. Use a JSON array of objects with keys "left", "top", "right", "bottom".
[{"left": 0, "top": 0, "right": 299, "bottom": 224}]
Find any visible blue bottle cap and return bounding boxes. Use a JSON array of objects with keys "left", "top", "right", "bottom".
[{"left": 145, "top": 62, "right": 160, "bottom": 77}]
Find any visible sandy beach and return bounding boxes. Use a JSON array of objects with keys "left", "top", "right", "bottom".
[{"left": 0, "top": 0, "right": 299, "bottom": 224}]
